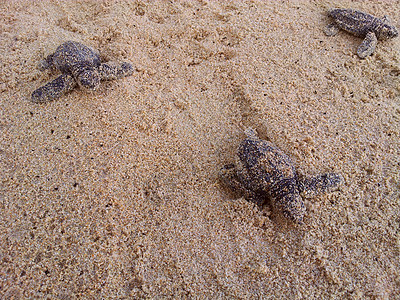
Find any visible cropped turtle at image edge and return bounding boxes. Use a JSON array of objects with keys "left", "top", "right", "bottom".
[
  {"left": 220, "top": 128, "right": 342, "bottom": 224},
  {"left": 31, "top": 41, "right": 134, "bottom": 103},
  {"left": 324, "top": 8, "right": 398, "bottom": 58}
]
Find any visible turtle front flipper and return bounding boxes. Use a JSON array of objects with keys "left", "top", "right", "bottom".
[
  {"left": 219, "top": 163, "right": 266, "bottom": 208},
  {"left": 99, "top": 62, "right": 134, "bottom": 80},
  {"left": 298, "top": 173, "right": 342, "bottom": 199},
  {"left": 31, "top": 74, "right": 77, "bottom": 103},
  {"left": 219, "top": 163, "right": 251, "bottom": 198},
  {"left": 357, "top": 31, "right": 378, "bottom": 58}
]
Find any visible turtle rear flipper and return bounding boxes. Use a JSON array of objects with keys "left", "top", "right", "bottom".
[
  {"left": 298, "top": 173, "right": 342, "bottom": 199},
  {"left": 31, "top": 74, "right": 77, "bottom": 103}
]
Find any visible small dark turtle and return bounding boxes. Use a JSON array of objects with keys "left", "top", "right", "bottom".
[
  {"left": 324, "top": 8, "right": 398, "bottom": 58},
  {"left": 31, "top": 41, "right": 134, "bottom": 103},
  {"left": 220, "top": 128, "right": 342, "bottom": 224}
]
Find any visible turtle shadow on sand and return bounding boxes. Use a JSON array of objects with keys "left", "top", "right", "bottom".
[{"left": 31, "top": 41, "right": 134, "bottom": 103}]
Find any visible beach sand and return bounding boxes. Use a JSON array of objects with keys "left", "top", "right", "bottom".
[{"left": 1, "top": 0, "right": 399, "bottom": 298}]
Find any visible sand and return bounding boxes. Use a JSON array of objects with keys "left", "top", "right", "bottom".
[{"left": 1, "top": 0, "right": 399, "bottom": 298}]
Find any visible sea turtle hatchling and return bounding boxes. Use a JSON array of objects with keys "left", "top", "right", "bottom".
[
  {"left": 31, "top": 41, "right": 134, "bottom": 103},
  {"left": 324, "top": 8, "right": 398, "bottom": 58},
  {"left": 219, "top": 128, "right": 342, "bottom": 224}
]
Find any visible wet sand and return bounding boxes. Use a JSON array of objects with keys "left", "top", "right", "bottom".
[{"left": 1, "top": 1, "right": 399, "bottom": 298}]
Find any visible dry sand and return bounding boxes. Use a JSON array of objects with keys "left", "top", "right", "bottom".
[{"left": 1, "top": 0, "right": 400, "bottom": 298}]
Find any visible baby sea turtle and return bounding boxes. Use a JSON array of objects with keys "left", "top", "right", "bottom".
[
  {"left": 31, "top": 41, "right": 134, "bottom": 103},
  {"left": 324, "top": 8, "right": 398, "bottom": 58},
  {"left": 219, "top": 128, "right": 342, "bottom": 224}
]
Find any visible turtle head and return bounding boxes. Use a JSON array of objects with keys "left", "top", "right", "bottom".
[
  {"left": 380, "top": 23, "right": 398, "bottom": 39},
  {"left": 77, "top": 69, "right": 101, "bottom": 90}
]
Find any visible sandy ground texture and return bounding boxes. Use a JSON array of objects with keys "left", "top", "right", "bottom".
[{"left": 1, "top": 0, "right": 400, "bottom": 298}]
